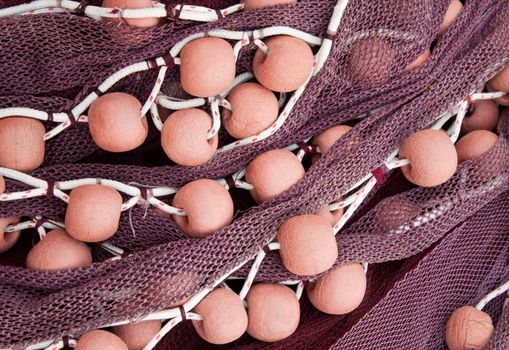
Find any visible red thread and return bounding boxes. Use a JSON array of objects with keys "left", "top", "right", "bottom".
[
  {"left": 215, "top": 9, "right": 224, "bottom": 19},
  {"left": 224, "top": 176, "right": 236, "bottom": 190},
  {"left": 162, "top": 53, "right": 175, "bottom": 68},
  {"left": 371, "top": 167, "right": 385, "bottom": 185},
  {"left": 297, "top": 141, "right": 317, "bottom": 156},
  {"left": 93, "top": 87, "right": 103, "bottom": 97},
  {"left": 34, "top": 217, "right": 47, "bottom": 230},
  {"left": 63, "top": 110, "right": 78, "bottom": 127},
  {"left": 323, "top": 32, "right": 336, "bottom": 41},
  {"left": 62, "top": 336, "right": 70, "bottom": 348},
  {"left": 46, "top": 180, "right": 57, "bottom": 198},
  {"left": 179, "top": 306, "right": 187, "bottom": 320}
]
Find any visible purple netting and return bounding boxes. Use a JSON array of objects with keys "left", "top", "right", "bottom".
[
  {"left": 1, "top": 0, "right": 509, "bottom": 349},
  {"left": 155, "top": 188, "right": 509, "bottom": 349}
]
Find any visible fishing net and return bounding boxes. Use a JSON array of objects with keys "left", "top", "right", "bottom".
[{"left": 0, "top": 0, "right": 509, "bottom": 349}]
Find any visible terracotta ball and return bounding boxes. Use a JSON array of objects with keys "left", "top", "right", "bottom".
[
  {"left": 253, "top": 35, "right": 314, "bottom": 92},
  {"left": 180, "top": 37, "right": 236, "bottom": 97},
  {"left": 405, "top": 48, "right": 431, "bottom": 70},
  {"left": 102, "top": 0, "right": 160, "bottom": 28},
  {"left": 0, "top": 217, "right": 20, "bottom": 254},
  {"left": 348, "top": 38, "right": 394, "bottom": 85},
  {"left": 445, "top": 305, "right": 494, "bottom": 350},
  {"left": 278, "top": 214, "right": 337, "bottom": 276},
  {"left": 88, "top": 92, "right": 148, "bottom": 153},
  {"left": 65, "top": 185, "right": 123, "bottom": 242},
  {"left": 0, "top": 117, "right": 45, "bottom": 172},
  {"left": 172, "top": 179, "right": 234, "bottom": 238},
  {"left": 456, "top": 130, "right": 498, "bottom": 163},
  {"left": 137, "top": 272, "right": 198, "bottom": 310},
  {"left": 161, "top": 108, "right": 218, "bottom": 167},
  {"left": 307, "top": 262, "right": 367, "bottom": 315},
  {"left": 487, "top": 64, "right": 509, "bottom": 106},
  {"left": 0, "top": 176, "right": 4, "bottom": 193},
  {"left": 76, "top": 330, "right": 128, "bottom": 350},
  {"left": 399, "top": 129, "right": 458, "bottom": 187},
  {"left": 247, "top": 283, "right": 300, "bottom": 342},
  {"left": 313, "top": 125, "right": 352, "bottom": 155},
  {"left": 316, "top": 203, "right": 344, "bottom": 226},
  {"left": 437, "top": 0, "right": 464, "bottom": 38},
  {"left": 461, "top": 100, "right": 500, "bottom": 133},
  {"left": 374, "top": 198, "right": 420, "bottom": 232},
  {"left": 242, "top": 0, "right": 297, "bottom": 10},
  {"left": 26, "top": 230, "right": 92, "bottom": 271},
  {"left": 192, "top": 288, "right": 248, "bottom": 344},
  {"left": 112, "top": 320, "right": 162, "bottom": 350},
  {"left": 222, "top": 82, "right": 279, "bottom": 139},
  {"left": 246, "top": 149, "right": 305, "bottom": 203}
]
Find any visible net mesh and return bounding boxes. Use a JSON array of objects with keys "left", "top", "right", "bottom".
[{"left": 0, "top": 0, "right": 509, "bottom": 348}]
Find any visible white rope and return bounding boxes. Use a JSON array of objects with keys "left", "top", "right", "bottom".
[
  {"left": 0, "top": 1, "right": 245, "bottom": 22},
  {"left": 476, "top": 280, "right": 509, "bottom": 311}
]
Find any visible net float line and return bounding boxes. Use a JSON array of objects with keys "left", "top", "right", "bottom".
[
  {"left": 1, "top": 91, "right": 502, "bottom": 227},
  {"left": 0, "top": 0, "right": 346, "bottom": 163},
  {"left": 0, "top": 0, "right": 245, "bottom": 23},
  {"left": 0, "top": 137, "right": 313, "bottom": 215},
  {"left": 0, "top": 25, "right": 326, "bottom": 158}
]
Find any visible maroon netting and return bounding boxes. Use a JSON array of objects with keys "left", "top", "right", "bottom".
[
  {"left": 1, "top": 0, "right": 509, "bottom": 349},
  {"left": 154, "top": 189, "right": 509, "bottom": 349}
]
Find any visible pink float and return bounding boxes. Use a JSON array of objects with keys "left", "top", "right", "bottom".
[
  {"left": 462, "top": 100, "right": 500, "bottom": 133},
  {"left": 307, "top": 262, "right": 367, "bottom": 315},
  {"left": 222, "top": 82, "right": 279, "bottom": 139},
  {"left": 399, "top": 129, "right": 458, "bottom": 187},
  {"left": 87, "top": 92, "right": 148, "bottom": 153},
  {"left": 172, "top": 179, "right": 234, "bottom": 238},
  {"left": 487, "top": 64, "right": 509, "bottom": 106},
  {"left": 455, "top": 130, "right": 498, "bottom": 163},
  {"left": 445, "top": 305, "right": 494, "bottom": 350},
  {"left": 161, "top": 108, "right": 218, "bottom": 167},
  {"left": 253, "top": 35, "right": 314, "bottom": 92},
  {"left": 348, "top": 38, "right": 394, "bottom": 85},
  {"left": 247, "top": 283, "right": 300, "bottom": 342},
  {"left": 246, "top": 149, "right": 305, "bottom": 203},
  {"left": 192, "top": 288, "right": 248, "bottom": 344},
  {"left": 0, "top": 217, "right": 20, "bottom": 254},
  {"left": 65, "top": 185, "right": 123, "bottom": 242},
  {"left": 313, "top": 124, "right": 352, "bottom": 156},
  {"left": 0, "top": 117, "right": 45, "bottom": 172},
  {"left": 180, "top": 37, "right": 236, "bottom": 97},
  {"left": 437, "top": 0, "right": 464, "bottom": 38},
  {"left": 277, "top": 214, "right": 337, "bottom": 276},
  {"left": 112, "top": 320, "right": 162, "bottom": 350},
  {"left": 406, "top": 49, "right": 431, "bottom": 70},
  {"left": 26, "top": 230, "right": 92, "bottom": 271},
  {"left": 75, "top": 330, "right": 128, "bottom": 350}
]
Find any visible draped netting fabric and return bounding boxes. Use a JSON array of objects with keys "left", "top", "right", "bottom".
[{"left": 1, "top": 0, "right": 509, "bottom": 349}]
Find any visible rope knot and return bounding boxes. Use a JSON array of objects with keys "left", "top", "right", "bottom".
[{"left": 136, "top": 186, "right": 153, "bottom": 206}]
